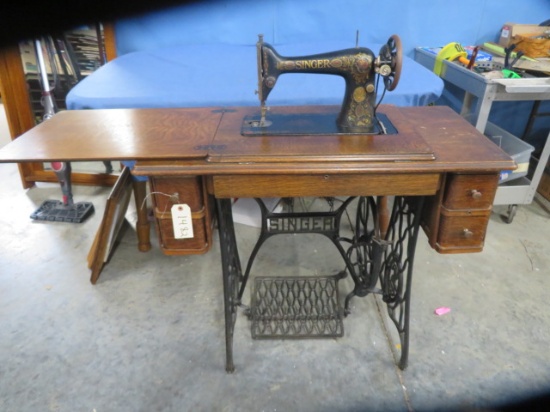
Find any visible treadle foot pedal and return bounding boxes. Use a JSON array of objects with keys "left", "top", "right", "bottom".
[
  {"left": 250, "top": 275, "right": 344, "bottom": 339},
  {"left": 31, "top": 200, "right": 95, "bottom": 223}
]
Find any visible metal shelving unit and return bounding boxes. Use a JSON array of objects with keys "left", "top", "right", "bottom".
[{"left": 414, "top": 48, "right": 550, "bottom": 222}]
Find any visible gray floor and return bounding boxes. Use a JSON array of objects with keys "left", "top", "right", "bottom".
[{"left": 1, "top": 105, "right": 550, "bottom": 411}]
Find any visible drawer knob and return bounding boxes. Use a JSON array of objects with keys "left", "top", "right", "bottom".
[
  {"left": 463, "top": 229, "right": 474, "bottom": 238},
  {"left": 470, "top": 190, "right": 482, "bottom": 199}
]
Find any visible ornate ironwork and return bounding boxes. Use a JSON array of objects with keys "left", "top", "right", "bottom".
[
  {"left": 342, "top": 195, "right": 424, "bottom": 370},
  {"left": 237, "top": 197, "right": 357, "bottom": 303},
  {"left": 216, "top": 198, "right": 244, "bottom": 373},
  {"left": 344, "top": 196, "right": 390, "bottom": 310},
  {"left": 250, "top": 275, "right": 344, "bottom": 339},
  {"left": 378, "top": 196, "right": 425, "bottom": 370},
  {"left": 216, "top": 195, "right": 425, "bottom": 372}
]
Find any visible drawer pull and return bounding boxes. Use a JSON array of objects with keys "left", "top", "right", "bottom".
[
  {"left": 470, "top": 190, "right": 482, "bottom": 199},
  {"left": 463, "top": 229, "right": 474, "bottom": 238}
]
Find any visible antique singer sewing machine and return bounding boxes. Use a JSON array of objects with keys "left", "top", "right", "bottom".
[
  {"left": 243, "top": 33, "right": 403, "bottom": 134},
  {"left": 228, "top": 34, "right": 431, "bottom": 373}
]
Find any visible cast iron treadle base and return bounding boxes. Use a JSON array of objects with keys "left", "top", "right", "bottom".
[
  {"left": 250, "top": 275, "right": 344, "bottom": 339},
  {"left": 30, "top": 200, "right": 95, "bottom": 223}
]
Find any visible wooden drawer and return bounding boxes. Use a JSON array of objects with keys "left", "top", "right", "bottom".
[
  {"left": 422, "top": 172, "right": 499, "bottom": 254},
  {"left": 149, "top": 176, "right": 214, "bottom": 256},
  {"left": 442, "top": 174, "right": 498, "bottom": 210},
  {"left": 436, "top": 210, "right": 490, "bottom": 253},
  {"left": 156, "top": 207, "right": 211, "bottom": 255},
  {"left": 150, "top": 176, "right": 204, "bottom": 212}
]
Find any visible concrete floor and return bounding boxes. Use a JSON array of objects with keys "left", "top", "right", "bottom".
[{"left": 1, "top": 104, "right": 550, "bottom": 411}]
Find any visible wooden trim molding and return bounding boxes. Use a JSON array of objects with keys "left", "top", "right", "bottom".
[
  {"left": 0, "top": 42, "right": 116, "bottom": 189},
  {"left": 0, "top": 45, "right": 40, "bottom": 188},
  {"left": 102, "top": 22, "right": 117, "bottom": 61}
]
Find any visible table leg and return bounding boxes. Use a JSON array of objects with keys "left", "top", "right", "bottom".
[
  {"left": 216, "top": 198, "right": 244, "bottom": 373},
  {"left": 344, "top": 195, "right": 424, "bottom": 369},
  {"left": 237, "top": 199, "right": 271, "bottom": 302},
  {"left": 378, "top": 196, "right": 425, "bottom": 370},
  {"left": 132, "top": 180, "right": 151, "bottom": 252}
]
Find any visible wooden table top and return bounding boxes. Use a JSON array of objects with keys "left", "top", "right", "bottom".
[
  {"left": 0, "top": 105, "right": 515, "bottom": 176},
  {"left": 0, "top": 108, "right": 222, "bottom": 162},
  {"left": 134, "top": 106, "right": 516, "bottom": 176}
]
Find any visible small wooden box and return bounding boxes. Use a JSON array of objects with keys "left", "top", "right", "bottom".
[{"left": 149, "top": 176, "right": 214, "bottom": 255}]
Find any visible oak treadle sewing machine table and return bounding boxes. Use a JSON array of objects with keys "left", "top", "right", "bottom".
[{"left": 0, "top": 105, "right": 515, "bottom": 372}]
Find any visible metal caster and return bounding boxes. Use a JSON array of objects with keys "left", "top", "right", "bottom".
[{"left": 504, "top": 204, "right": 517, "bottom": 224}]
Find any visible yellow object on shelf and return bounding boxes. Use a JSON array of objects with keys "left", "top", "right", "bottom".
[{"left": 433, "top": 42, "right": 469, "bottom": 75}]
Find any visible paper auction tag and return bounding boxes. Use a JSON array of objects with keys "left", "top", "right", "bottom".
[{"left": 171, "top": 204, "right": 194, "bottom": 239}]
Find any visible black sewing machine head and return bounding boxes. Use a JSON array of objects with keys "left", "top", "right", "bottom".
[{"left": 247, "top": 34, "right": 402, "bottom": 135}]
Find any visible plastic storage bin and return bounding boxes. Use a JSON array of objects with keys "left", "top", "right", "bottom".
[{"left": 483, "top": 122, "right": 534, "bottom": 184}]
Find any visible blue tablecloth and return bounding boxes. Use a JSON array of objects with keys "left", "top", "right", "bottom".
[{"left": 67, "top": 42, "right": 443, "bottom": 110}]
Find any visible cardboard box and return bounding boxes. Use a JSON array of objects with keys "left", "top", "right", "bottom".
[{"left": 499, "top": 23, "right": 549, "bottom": 47}]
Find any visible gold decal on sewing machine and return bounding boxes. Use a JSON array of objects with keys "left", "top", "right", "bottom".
[
  {"left": 347, "top": 99, "right": 373, "bottom": 127},
  {"left": 330, "top": 58, "right": 343, "bottom": 68},
  {"left": 353, "top": 87, "right": 367, "bottom": 103},
  {"left": 274, "top": 56, "right": 372, "bottom": 74},
  {"left": 277, "top": 59, "right": 333, "bottom": 70}
]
